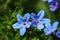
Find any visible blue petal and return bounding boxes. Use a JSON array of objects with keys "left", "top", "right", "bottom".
[
  {"left": 37, "top": 10, "right": 44, "bottom": 20},
  {"left": 56, "top": 31, "right": 60, "bottom": 38},
  {"left": 44, "top": 28, "right": 52, "bottom": 35},
  {"left": 56, "top": 2, "right": 59, "bottom": 6},
  {"left": 17, "top": 14, "right": 23, "bottom": 23},
  {"left": 50, "top": 8, "right": 56, "bottom": 11},
  {"left": 49, "top": 5, "right": 58, "bottom": 11},
  {"left": 40, "top": 18, "right": 50, "bottom": 24},
  {"left": 42, "top": 0, "right": 47, "bottom": 2},
  {"left": 20, "top": 27, "right": 26, "bottom": 36},
  {"left": 31, "top": 13, "right": 36, "bottom": 20},
  {"left": 24, "top": 13, "right": 30, "bottom": 21},
  {"left": 31, "top": 20, "right": 37, "bottom": 27},
  {"left": 48, "top": 0, "right": 52, "bottom": 3},
  {"left": 51, "top": 21, "right": 59, "bottom": 31},
  {"left": 51, "top": 27, "right": 57, "bottom": 32},
  {"left": 45, "top": 23, "right": 51, "bottom": 29},
  {"left": 26, "top": 22, "right": 31, "bottom": 28},
  {"left": 12, "top": 23, "right": 22, "bottom": 29},
  {"left": 37, "top": 24, "right": 44, "bottom": 30},
  {"left": 52, "top": 21, "right": 59, "bottom": 28}
]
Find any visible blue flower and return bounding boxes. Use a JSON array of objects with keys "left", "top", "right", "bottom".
[
  {"left": 31, "top": 10, "right": 50, "bottom": 30},
  {"left": 44, "top": 21, "right": 59, "bottom": 35},
  {"left": 42, "top": 0, "right": 59, "bottom": 11},
  {"left": 56, "top": 31, "right": 60, "bottom": 38},
  {"left": 12, "top": 13, "right": 31, "bottom": 36},
  {"left": 49, "top": 0, "right": 59, "bottom": 11}
]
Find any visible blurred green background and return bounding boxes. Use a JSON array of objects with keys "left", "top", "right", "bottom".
[{"left": 0, "top": 0, "right": 60, "bottom": 40}]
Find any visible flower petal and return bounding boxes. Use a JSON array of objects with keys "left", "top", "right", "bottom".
[
  {"left": 37, "top": 10, "right": 44, "bottom": 20},
  {"left": 56, "top": 31, "right": 60, "bottom": 38},
  {"left": 31, "top": 13, "right": 36, "bottom": 20},
  {"left": 42, "top": 0, "right": 47, "bottom": 2},
  {"left": 49, "top": 6, "right": 57, "bottom": 11},
  {"left": 37, "top": 24, "right": 44, "bottom": 30},
  {"left": 45, "top": 23, "right": 51, "bottom": 28},
  {"left": 24, "top": 13, "right": 30, "bottom": 21},
  {"left": 17, "top": 14, "right": 23, "bottom": 23},
  {"left": 51, "top": 21, "right": 59, "bottom": 32},
  {"left": 44, "top": 28, "right": 51, "bottom": 35},
  {"left": 48, "top": 0, "right": 52, "bottom": 3},
  {"left": 56, "top": 2, "right": 59, "bottom": 6},
  {"left": 31, "top": 20, "right": 37, "bottom": 27},
  {"left": 12, "top": 23, "right": 22, "bottom": 29},
  {"left": 52, "top": 21, "right": 59, "bottom": 28},
  {"left": 51, "top": 27, "right": 57, "bottom": 32},
  {"left": 20, "top": 27, "right": 26, "bottom": 36},
  {"left": 26, "top": 22, "right": 31, "bottom": 28},
  {"left": 40, "top": 18, "right": 50, "bottom": 24}
]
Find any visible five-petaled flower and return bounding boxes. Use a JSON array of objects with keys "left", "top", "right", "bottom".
[
  {"left": 44, "top": 21, "right": 59, "bottom": 35},
  {"left": 56, "top": 30, "right": 60, "bottom": 38},
  {"left": 12, "top": 13, "right": 31, "bottom": 36},
  {"left": 48, "top": 0, "right": 59, "bottom": 11},
  {"left": 31, "top": 10, "right": 50, "bottom": 30},
  {"left": 42, "top": 0, "right": 59, "bottom": 11}
]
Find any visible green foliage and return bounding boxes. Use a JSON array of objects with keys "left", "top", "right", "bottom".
[{"left": 0, "top": 0, "right": 60, "bottom": 40}]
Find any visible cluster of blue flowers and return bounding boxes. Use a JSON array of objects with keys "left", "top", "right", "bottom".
[
  {"left": 12, "top": 10, "right": 60, "bottom": 38},
  {"left": 42, "top": 0, "right": 59, "bottom": 11}
]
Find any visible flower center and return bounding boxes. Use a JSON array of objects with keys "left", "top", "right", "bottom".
[
  {"left": 53, "top": 6, "right": 57, "bottom": 8},
  {"left": 49, "top": 29, "right": 53, "bottom": 33},
  {"left": 23, "top": 22, "right": 26, "bottom": 27},
  {"left": 23, "top": 23, "right": 26, "bottom": 25},
  {"left": 36, "top": 20, "right": 40, "bottom": 24}
]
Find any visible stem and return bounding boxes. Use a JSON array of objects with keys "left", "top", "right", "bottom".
[
  {"left": 51, "top": 33, "right": 55, "bottom": 40},
  {"left": 51, "top": 33, "right": 60, "bottom": 40}
]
